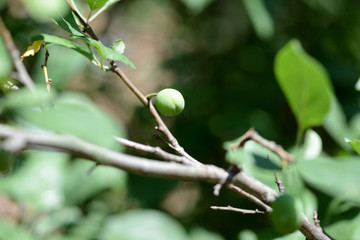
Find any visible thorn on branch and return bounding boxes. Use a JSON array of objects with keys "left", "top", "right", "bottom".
[
  {"left": 211, "top": 205, "right": 266, "bottom": 214},
  {"left": 275, "top": 173, "right": 285, "bottom": 195},
  {"left": 86, "top": 163, "right": 100, "bottom": 175},
  {"left": 313, "top": 210, "right": 321, "bottom": 228}
]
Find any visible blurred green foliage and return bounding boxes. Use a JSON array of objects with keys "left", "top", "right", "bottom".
[{"left": 0, "top": 0, "right": 360, "bottom": 239}]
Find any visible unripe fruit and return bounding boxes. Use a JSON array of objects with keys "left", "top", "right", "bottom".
[
  {"left": 155, "top": 88, "right": 185, "bottom": 117},
  {"left": 269, "top": 194, "right": 302, "bottom": 234}
]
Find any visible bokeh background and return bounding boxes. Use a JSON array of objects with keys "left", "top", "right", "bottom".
[{"left": 0, "top": 0, "right": 360, "bottom": 239}]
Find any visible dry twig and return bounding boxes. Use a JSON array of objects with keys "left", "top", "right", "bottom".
[
  {"left": 211, "top": 205, "right": 265, "bottom": 214},
  {"left": 0, "top": 17, "right": 35, "bottom": 90},
  {"left": 231, "top": 127, "right": 294, "bottom": 163}
]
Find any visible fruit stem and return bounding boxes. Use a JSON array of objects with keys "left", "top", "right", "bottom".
[{"left": 146, "top": 93, "right": 158, "bottom": 99}]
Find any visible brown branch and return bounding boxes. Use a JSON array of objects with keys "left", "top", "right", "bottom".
[
  {"left": 0, "top": 17, "right": 35, "bottom": 90},
  {"left": 113, "top": 136, "right": 202, "bottom": 166},
  {"left": 211, "top": 205, "right": 265, "bottom": 214},
  {"left": 0, "top": 124, "right": 332, "bottom": 240},
  {"left": 227, "top": 184, "right": 272, "bottom": 213},
  {"left": 299, "top": 214, "right": 332, "bottom": 240},
  {"left": 231, "top": 127, "right": 294, "bottom": 163}
]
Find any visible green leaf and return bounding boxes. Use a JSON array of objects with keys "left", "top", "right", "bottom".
[
  {"left": 112, "top": 39, "right": 125, "bottom": 54},
  {"left": 242, "top": 0, "right": 274, "bottom": 40},
  {"left": 347, "top": 139, "right": 360, "bottom": 155},
  {"left": 180, "top": 0, "right": 215, "bottom": 15},
  {"left": 0, "top": 151, "right": 69, "bottom": 212},
  {"left": 274, "top": 39, "right": 332, "bottom": 131},
  {"left": 0, "top": 219, "right": 36, "bottom": 240},
  {"left": 32, "top": 34, "right": 94, "bottom": 61},
  {"left": 0, "top": 35, "right": 12, "bottom": 78},
  {"left": 302, "top": 129, "right": 322, "bottom": 160},
  {"left": 324, "top": 212, "right": 360, "bottom": 239},
  {"left": 189, "top": 227, "right": 225, "bottom": 240},
  {"left": 52, "top": 13, "right": 84, "bottom": 36},
  {"left": 64, "top": 159, "right": 127, "bottom": 205},
  {"left": 323, "top": 94, "right": 353, "bottom": 150},
  {"left": 74, "top": 35, "right": 136, "bottom": 69},
  {"left": 14, "top": 92, "right": 126, "bottom": 150},
  {"left": 297, "top": 156, "right": 360, "bottom": 203},
  {"left": 0, "top": 87, "right": 54, "bottom": 113},
  {"left": 98, "top": 210, "right": 188, "bottom": 240},
  {"left": 87, "top": 0, "right": 109, "bottom": 10}
]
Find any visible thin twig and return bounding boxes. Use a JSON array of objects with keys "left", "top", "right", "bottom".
[
  {"left": 211, "top": 205, "right": 265, "bottom": 214},
  {"left": 231, "top": 127, "right": 294, "bottom": 163},
  {"left": 114, "top": 136, "right": 201, "bottom": 166},
  {"left": 226, "top": 184, "right": 272, "bottom": 213},
  {"left": 0, "top": 17, "right": 35, "bottom": 90}
]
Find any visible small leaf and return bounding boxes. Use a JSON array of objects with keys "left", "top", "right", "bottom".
[
  {"left": 355, "top": 77, "right": 360, "bottom": 91},
  {"left": 112, "top": 39, "right": 125, "bottom": 54},
  {"left": 87, "top": 0, "right": 109, "bottom": 10},
  {"left": 32, "top": 34, "right": 94, "bottom": 61},
  {"left": 274, "top": 39, "right": 332, "bottom": 131},
  {"left": 302, "top": 129, "right": 322, "bottom": 160},
  {"left": 74, "top": 35, "right": 136, "bottom": 69},
  {"left": 347, "top": 139, "right": 360, "bottom": 155},
  {"left": 20, "top": 40, "right": 45, "bottom": 61}
]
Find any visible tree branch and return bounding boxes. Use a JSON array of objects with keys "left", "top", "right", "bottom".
[
  {"left": 0, "top": 17, "right": 35, "bottom": 90},
  {"left": 231, "top": 127, "right": 294, "bottom": 163},
  {"left": 211, "top": 205, "right": 265, "bottom": 214},
  {"left": 0, "top": 124, "right": 332, "bottom": 239}
]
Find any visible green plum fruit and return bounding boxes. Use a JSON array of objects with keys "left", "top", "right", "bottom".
[{"left": 155, "top": 88, "right": 185, "bottom": 117}]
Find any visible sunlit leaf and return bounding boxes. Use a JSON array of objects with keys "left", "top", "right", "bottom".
[
  {"left": 74, "top": 35, "right": 136, "bottom": 69},
  {"left": 87, "top": 0, "right": 108, "bottom": 10},
  {"left": 180, "top": 0, "right": 214, "bottom": 15},
  {"left": 347, "top": 139, "right": 360, "bottom": 155},
  {"left": 64, "top": 159, "right": 127, "bottom": 205},
  {"left": 323, "top": 94, "right": 353, "bottom": 150},
  {"left": 297, "top": 156, "right": 360, "bottom": 203},
  {"left": 0, "top": 87, "right": 54, "bottom": 113},
  {"left": 14, "top": 92, "right": 125, "bottom": 150},
  {"left": 302, "top": 129, "right": 322, "bottom": 160},
  {"left": 242, "top": 0, "right": 274, "bottom": 40},
  {"left": 189, "top": 227, "right": 225, "bottom": 240},
  {"left": 98, "top": 210, "right": 188, "bottom": 240},
  {"left": 274, "top": 39, "right": 332, "bottom": 131},
  {"left": 325, "top": 212, "right": 360, "bottom": 239},
  {"left": 0, "top": 151, "right": 68, "bottom": 212},
  {"left": 112, "top": 39, "right": 125, "bottom": 55},
  {"left": 52, "top": 13, "right": 84, "bottom": 36},
  {"left": 32, "top": 34, "right": 94, "bottom": 61},
  {"left": 20, "top": 40, "right": 45, "bottom": 61}
]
